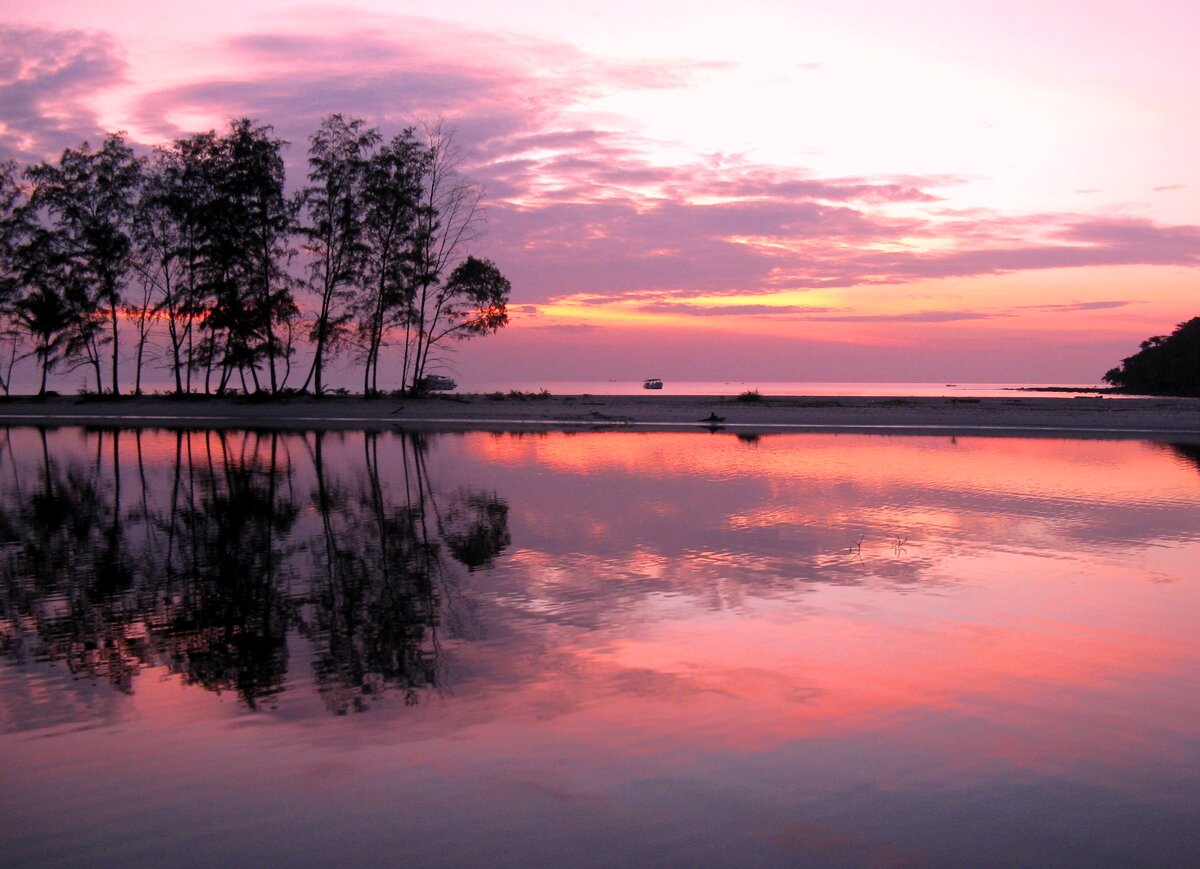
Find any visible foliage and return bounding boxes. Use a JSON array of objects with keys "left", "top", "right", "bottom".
[
  {"left": 0, "top": 114, "right": 511, "bottom": 396},
  {"left": 736, "top": 389, "right": 763, "bottom": 402},
  {"left": 355, "top": 129, "right": 427, "bottom": 394},
  {"left": 0, "top": 160, "right": 25, "bottom": 310},
  {"left": 299, "top": 114, "right": 379, "bottom": 395},
  {"left": 1103, "top": 317, "right": 1200, "bottom": 396},
  {"left": 406, "top": 121, "right": 487, "bottom": 392},
  {"left": 436, "top": 257, "right": 510, "bottom": 338},
  {"left": 484, "top": 389, "right": 550, "bottom": 401},
  {"left": 25, "top": 134, "right": 142, "bottom": 393}
]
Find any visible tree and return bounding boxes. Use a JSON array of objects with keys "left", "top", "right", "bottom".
[
  {"left": 229, "top": 120, "right": 298, "bottom": 394},
  {"left": 0, "top": 160, "right": 28, "bottom": 393},
  {"left": 11, "top": 236, "right": 74, "bottom": 395},
  {"left": 355, "top": 128, "right": 426, "bottom": 394},
  {"left": 1104, "top": 317, "right": 1200, "bottom": 396},
  {"left": 134, "top": 138, "right": 216, "bottom": 395},
  {"left": 412, "top": 256, "right": 509, "bottom": 382},
  {"left": 299, "top": 114, "right": 380, "bottom": 396},
  {"left": 197, "top": 120, "right": 297, "bottom": 394},
  {"left": 407, "top": 121, "right": 485, "bottom": 391},
  {"left": 26, "top": 134, "right": 142, "bottom": 395},
  {"left": 0, "top": 160, "right": 24, "bottom": 309},
  {"left": 2, "top": 114, "right": 513, "bottom": 396}
]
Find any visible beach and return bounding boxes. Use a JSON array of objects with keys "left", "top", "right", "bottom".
[{"left": 1, "top": 392, "right": 1198, "bottom": 439}]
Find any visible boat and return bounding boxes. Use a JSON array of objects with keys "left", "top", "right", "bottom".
[
  {"left": 643, "top": 378, "right": 663, "bottom": 390},
  {"left": 419, "top": 374, "right": 457, "bottom": 391}
]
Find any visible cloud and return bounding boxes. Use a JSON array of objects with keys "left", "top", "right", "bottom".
[
  {"left": 1058, "top": 218, "right": 1200, "bottom": 254},
  {"left": 7, "top": 16, "right": 1199, "bottom": 319},
  {"left": 637, "top": 302, "right": 837, "bottom": 317},
  {"left": 811, "top": 310, "right": 1006, "bottom": 323},
  {"left": 0, "top": 26, "right": 125, "bottom": 159},
  {"left": 127, "top": 14, "right": 727, "bottom": 151},
  {"left": 1017, "top": 300, "right": 1137, "bottom": 313},
  {"left": 630, "top": 298, "right": 1136, "bottom": 323},
  {"left": 531, "top": 323, "right": 599, "bottom": 333},
  {"left": 783, "top": 217, "right": 1200, "bottom": 289}
]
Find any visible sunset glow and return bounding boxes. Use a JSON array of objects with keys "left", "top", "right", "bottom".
[
  {"left": 3, "top": 1, "right": 1199, "bottom": 382},
  {"left": 3, "top": 426, "right": 1198, "bottom": 864}
]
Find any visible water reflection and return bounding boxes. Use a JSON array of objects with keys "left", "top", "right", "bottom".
[
  {"left": 0, "top": 428, "right": 509, "bottom": 715},
  {"left": 0, "top": 428, "right": 1198, "bottom": 866},
  {"left": 3, "top": 428, "right": 1198, "bottom": 718}
]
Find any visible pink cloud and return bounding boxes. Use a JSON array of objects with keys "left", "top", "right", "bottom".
[
  {"left": 0, "top": 26, "right": 125, "bottom": 159},
  {"left": 1017, "top": 300, "right": 1137, "bottom": 313}
]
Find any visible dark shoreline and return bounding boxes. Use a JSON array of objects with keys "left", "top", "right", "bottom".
[{"left": 0, "top": 392, "right": 1198, "bottom": 440}]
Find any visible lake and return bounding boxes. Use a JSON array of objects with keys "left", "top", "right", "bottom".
[{"left": 1, "top": 426, "right": 1198, "bottom": 867}]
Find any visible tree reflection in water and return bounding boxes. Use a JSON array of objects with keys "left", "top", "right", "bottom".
[{"left": 0, "top": 427, "right": 510, "bottom": 714}]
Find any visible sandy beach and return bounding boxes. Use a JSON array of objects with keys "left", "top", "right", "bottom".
[{"left": 1, "top": 392, "right": 1199, "bottom": 440}]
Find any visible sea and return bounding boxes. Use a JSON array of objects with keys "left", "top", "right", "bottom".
[{"left": 463, "top": 380, "right": 1110, "bottom": 398}]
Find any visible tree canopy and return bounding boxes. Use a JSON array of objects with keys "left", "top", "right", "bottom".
[
  {"left": 0, "top": 114, "right": 511, "bottom": 396},
  {"left": 1103, "top": 317, "right": 1200, "bottom": 396}
]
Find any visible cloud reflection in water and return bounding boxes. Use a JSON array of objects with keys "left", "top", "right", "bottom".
[{"left": 0, "top": 427, "right": 1197, "bottom": 866}]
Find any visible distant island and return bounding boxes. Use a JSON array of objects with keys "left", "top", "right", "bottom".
[{"left": 1104, "top": 317, "right": 1200, "bottom": 397}]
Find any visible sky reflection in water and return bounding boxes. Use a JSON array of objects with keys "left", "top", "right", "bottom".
[{"left": 0, "top": 427, "right": 1198, "bottom": 867}]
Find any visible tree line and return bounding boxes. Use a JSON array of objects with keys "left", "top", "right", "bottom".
[
  {"left": 0, "top": 115, "right": 510, "bottom": 396},
  {"left": 1103, "top": 316, "right": 1200, "bottom": 396}
]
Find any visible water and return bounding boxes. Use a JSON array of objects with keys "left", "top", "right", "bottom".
[
  {"left": 463, "top": 380, "right": 1112, "bottom": 398},
  {"left": 52, "top": 378, "right": 1119, "bottom": 399},
  {"left": 1, "top": 426, "right": 1198, "bottom": 867}
]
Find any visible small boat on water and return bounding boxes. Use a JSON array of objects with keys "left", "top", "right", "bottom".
[
  {"left": 420, "top": 374, "right": 457, "bottom": 391},
  {"left": 643, "top": 378, "right": 663, "bottom": 390}
]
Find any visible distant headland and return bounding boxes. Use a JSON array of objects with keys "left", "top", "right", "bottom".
[{"left": 1104, "top": 317, "right": 1200, "bottom": 397}]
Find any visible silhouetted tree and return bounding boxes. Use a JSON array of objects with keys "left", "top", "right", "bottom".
[
  {"left": 25, "top": 134, "right": 142, "bottom": 395},
  {"left": 0, "top": 160, "right": 23, "bottom": 309},
  {"left": 12, "top": 275, "right": 72, "bottom": 395},
  {"left": 1104, "top": 317, "right": 1200, "bottom": 396},
  {"left": 414, "top": 256, "right": 509, "bottom": 381},
  {"left": 198, "top": 120, "right": 297, "bottom": 395},
  {"left": 2, "top": 113, "right": 515, "bottom": 396},
  {"left": 299, "top": 114, "right": 380, "bottom": 396},
  {"left": 0, "top": 161, "right": 29, "bottom": 393},
  {"left": 134, "top": 141, "right": 206, "bottom": 394},
  {"left": 407, "top": 121, "right": 485, "bottom": 391},
  {"left": 354, "top": 129, "right": 426, "bottom": 393}
]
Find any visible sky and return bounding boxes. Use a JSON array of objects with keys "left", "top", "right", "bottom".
[{"left": 2, "top": 0, "right": 1199, "bottom": 384}]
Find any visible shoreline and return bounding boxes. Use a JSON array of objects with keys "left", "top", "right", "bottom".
[{"left": 1, "top": 393, "right": 1199, "bottom": 440}]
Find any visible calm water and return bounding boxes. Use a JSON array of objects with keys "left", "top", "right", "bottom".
[
  {"left": 463, "top": 380, "right": 1111, "bottom": 397},
  {"left": 1, "top": 427, "right": 1198, "bottom": 867}
]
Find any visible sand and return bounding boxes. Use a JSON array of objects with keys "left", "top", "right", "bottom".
[{"left": 1, "top": 392, "right": 1199, "bottom": 440}]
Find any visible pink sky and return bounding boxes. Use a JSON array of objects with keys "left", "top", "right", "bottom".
[{"left": 3, "top": 0, "right": 1199, "bottom": 384}]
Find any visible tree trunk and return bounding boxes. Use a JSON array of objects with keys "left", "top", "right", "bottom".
[
  {"left": 110, "top": 300, "right": 120, "bottom": 396},
  {"left": 167, "top": 303, "right": 184, "bottom": 394}
]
